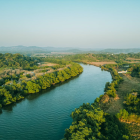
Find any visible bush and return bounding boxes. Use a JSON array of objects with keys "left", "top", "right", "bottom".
[{"left": 26, "top": 74, "right": 31, "bottom": 78}]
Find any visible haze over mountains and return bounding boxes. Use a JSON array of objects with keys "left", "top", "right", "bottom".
[{"left": 0, "top": 46, "right": 140, "bottom": 55}]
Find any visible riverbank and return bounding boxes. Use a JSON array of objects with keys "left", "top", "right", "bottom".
[
  {"left": 0, "top": 63, "right": 112, "bottom": 140},
  {"left": 95, "top": 62, "right": 140, "bottom": 140},
  {"left": 0, "top": 62, "right": 83, "bottom": 110},
  {"left": 63, "top": 61, "right": 140, "bottom": 139}
]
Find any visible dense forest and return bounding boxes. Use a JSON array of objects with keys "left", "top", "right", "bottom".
[
  {"left": 128, "top": 64, "right": 140, "bottom": 77},
  {"left": 63, "top": 103, "right": 131, "bottom": 140}
]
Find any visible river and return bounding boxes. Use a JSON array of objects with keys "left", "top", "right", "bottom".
[{"left": 0, "top": 63, "right": 112, "bottom": 140}]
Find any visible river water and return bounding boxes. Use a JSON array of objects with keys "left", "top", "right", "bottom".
[{"left": 0, "top": 64, "right": 112, "bottom": 140}]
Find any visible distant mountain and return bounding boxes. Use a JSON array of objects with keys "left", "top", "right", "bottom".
[
  {"left": 0, "top": 46, "right": 53, "bottom": 55},
  {"left": 0, "top": 46, "right": 140, "bottom": 55},
  {"left": 0, "top": 46, "right": 84, "bottom": 55}
]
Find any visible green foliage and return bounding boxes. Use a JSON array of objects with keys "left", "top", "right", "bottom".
[
  {"left": 104, "top": 82, "right": 110, "bottom": 92},
  {"left": 124, "top": 93, "right": 140, "bottom": 114},
  {"left": 51, "top": 65, "right": 65, "bottom": 70},
  {"left": 116, "top": 109, "right": 140, "bottom": 124},
  {"left": 0, "top": 104, "right": 2, "bottom": 109},
  {"left": 130, "top": 64, "right": 140, "bottom": 77},
  {"left": 63, "top": 103, "right": 131, "bottom": 140},
  {"left": 26, "top": 81, "right": 41, "bottom": 93},
  {"left": 26, "top": 74, "right": 31, "bottom": 78},
  {"left": 0, "top": 53, "right": 39, "bottom": 70},
  {"left": 122, "top": 135, "right": 129, "bottom": 140},
  {"left": 41, "top": 69, "right": 48, "bottom": 72},
  {"left": 116, "top": 109, "right": 129, "bottom": 120},
  {"left": 0, "top": 62, "right": 83, "bottom": 107},
  {"left": 102, "top": 65, "right": 123, "bottom": 98}
]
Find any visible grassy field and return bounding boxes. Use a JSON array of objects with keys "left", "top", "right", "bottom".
[
  {"left": 99, "top": 72, "right": 140, "bottom": 139},
  {"left": 102, "top": 74, "right": 140, "bottom": 114}
]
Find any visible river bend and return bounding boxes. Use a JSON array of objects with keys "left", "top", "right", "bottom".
[{"left": 0, "top": 64, "right": 112, "bottom": 140}]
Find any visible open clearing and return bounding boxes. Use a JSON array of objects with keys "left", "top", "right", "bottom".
[
  {"left": 126, "top": 57, "right": 140, "bottom": 61},
  {"left": 40, "top": 62, "right": 58, "bottom": 67}
]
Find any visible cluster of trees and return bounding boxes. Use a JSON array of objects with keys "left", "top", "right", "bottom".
[
  {"left": 124, "top": 93, "right": 140, "bottom": 114},
  {"left": 63, "top": 103, "right": 131, "bottom": 140},
  {"left": 61, "top": 53, "right": 140, "bottom": 63},
  {"left": 92, "top": 53, "right": 128, "bottom": 62},
  {"left": 42, "top": 57, "right": 71, "bottom": 65},
  {"left": 116, "top": 109, "right": 140, "bottom": 124},
  {"left": 116, "top": 90, "right": 140, "bottom": 124},
  {"left": 127, "top": 53, "right": 140, "bottom": 59},
  {"left": 128, "top": 64, "right": 140, "bottom": 77},
  {"left": 0, "top": 63, "right": 83, "bottom": 108},
  {"left": 0, "top": 53, "right": 40, "bottom": 70},
  {"left": 92, "top": 53, "right": 140, "bottom": 62},
  {"left": 101, "top": 66, "right": 123, "bottom": 98},
  {"left": 51, "top": 64, "right": 65, "bottom": 70},
  {"left": 0, "top": 72, "right": 24, "bottom": 86}
]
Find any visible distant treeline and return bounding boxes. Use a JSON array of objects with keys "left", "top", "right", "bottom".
[
  {"left": 0, "top": 53, "right": 40, "bottom": 70},
  {"left": 60, "top": 53, "right": 140, "bottom": 64}
]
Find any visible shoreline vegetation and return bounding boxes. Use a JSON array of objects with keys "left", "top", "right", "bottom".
[
  {"left": 62, "top": 62, "right": 131, "bottom": 140},
  {"left": 0, "top": 54, "right": 83, "bottom": 110},
  {"left": 61, "top": 53, "right": 140, "bottom": 140}
]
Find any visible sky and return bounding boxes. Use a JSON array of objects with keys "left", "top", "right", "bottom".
[{"left": 0, "top": 0, "right": 140, "bottom": 49}]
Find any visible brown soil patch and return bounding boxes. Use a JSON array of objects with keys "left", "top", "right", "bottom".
[
  {"left": 100, "top": 94, "right": 109, "bottom": 104},
  {"left": 126, "top": 123, "right": 140, "bottom": 140},
  {"left": 127, "top": 57, "right": 140, "bottom": 60},
  {"left": 41, "top": 63, "right": 58, "bottom": 67},
  {"left": 125, "top": 61, "right": 140, "bottom": 63}
]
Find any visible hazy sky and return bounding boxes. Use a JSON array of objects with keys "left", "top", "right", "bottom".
[{"left": 0, "top": 0, "right": 140, "bottom": 48}]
